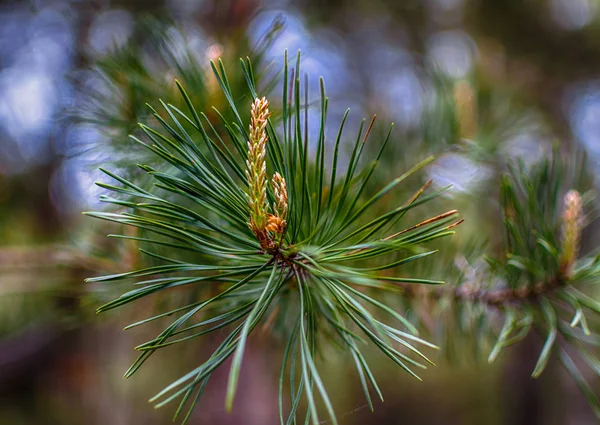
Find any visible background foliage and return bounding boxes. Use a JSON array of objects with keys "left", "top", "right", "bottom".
[{"left": 3, "top": 0, "right": 600, "bottom": 424}]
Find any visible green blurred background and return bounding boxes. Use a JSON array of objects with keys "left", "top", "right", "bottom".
[{"left": 1, "top": 0, "right": 600, "bottom": 424}]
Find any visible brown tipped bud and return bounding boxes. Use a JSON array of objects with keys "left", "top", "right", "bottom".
[
  {"left": 247, "top": 97, "right": 271, "bottom": 236},
  {"left": 266, "top": 214, "right": 286, "bottom": 234},
  {"left": 559, "top": 189, "right": 583, "bottom": 278}
]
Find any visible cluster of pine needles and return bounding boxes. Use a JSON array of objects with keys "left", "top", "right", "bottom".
[{"left": 86, "top": 52, "right": 600, "bottom": 423}]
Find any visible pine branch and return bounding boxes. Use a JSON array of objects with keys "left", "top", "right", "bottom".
[
  {"left": 86, "top": 51, "right": 458, "bottom": 425},
  {"left": 397, "top": 152, "right": 600, "bottom": 415},
  {"left": 82, "top": 27, "right": 600, "bottom": 419}
]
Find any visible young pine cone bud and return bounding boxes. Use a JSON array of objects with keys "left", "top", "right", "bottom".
[
  {"left": 266, "top": 214, "right": 286, "bottom": 234},
  {"left": 266, "top": 172, "right": 288, "bottom": 237},
  {"left": 559, "top": 189, "right": 583, "bottom": 278},
  {"left": 271, "top": 172, "right": 288, "bottom": 221},
  {"left": 246, "top": 97, "right": 271, "bottom": 236}
]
